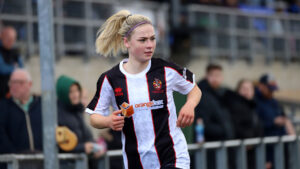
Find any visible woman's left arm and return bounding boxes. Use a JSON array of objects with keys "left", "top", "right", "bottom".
[{"left": 177, "top": 85, "right": 202, "bottom": 128}]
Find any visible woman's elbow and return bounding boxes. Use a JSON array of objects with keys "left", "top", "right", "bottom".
[
  {"left": 194, "top": 85, "right": 202, "bottom": 98},
  {"left": 89, "top": 114, "right": 107, "bottom": 129},
  {"left": 89, "top": 114, "right": 99, "bottom": 128}
]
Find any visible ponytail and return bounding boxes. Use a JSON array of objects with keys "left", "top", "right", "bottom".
[{"left": 95, "top": 10, "right": 152, "bottom": 57}]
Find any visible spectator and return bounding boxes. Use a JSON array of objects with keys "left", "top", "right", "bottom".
[
  {"left": 255, "top": 74, "right": 295, "bottom": 137},
  {"left": 224, "top": 79, "right": 263, "bottom": 169},
  {"left": 287, "top": 0, "right": 300, "bottom": 13},
  {"left": 255, "top": 73, "right": 295, "bottom": 169},
  {"left": 0, "top": 69, "right": 43, "bottom": 169},
  {"left": 195, "top": 64, "right": 235, "bottom": 169},
  {"left": 195, "top": 64, "right": 234, "bottom": 141},
  {"left": 224, "top": 79, "right": 263, "bottom": 139},
  {"left": 223, "top": 0, "right": 239, "bottom": 7},
  {"left": 56, "top": 75, "right": 105, "bottom": 169},
  {"left": 0, "top": 26, "right": 24, "bottom": 99}
]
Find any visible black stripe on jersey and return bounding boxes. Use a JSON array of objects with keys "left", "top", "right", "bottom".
[
  {"left": 106, "top": 68, "right": 144, "bottom": 169},
  {"left": 87, "top": 74, "right": 106, "bottom": 111},
  {"left": 146, "top": 67, "right": 177, "bottom": 168}
]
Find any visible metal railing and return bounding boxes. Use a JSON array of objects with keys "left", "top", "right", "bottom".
[
  {"left": 0, "top": 153, "right": 87, "bottom": 169},
  {"left": 0, "top": 0, "right": 170, "bottom": 61},
  {"left": 1, "top": 136, "right": 299, "bottom": 169},
  {"left": 97, "top": 135, "right": 300, "bottom": 169},
  {"left": 186, "top": 4, "right": 300, "bottom": 64}
]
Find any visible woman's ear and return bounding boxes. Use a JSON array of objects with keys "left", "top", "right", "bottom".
[{"left": 124, "top": 37, "right": 130, "bottom": 48}]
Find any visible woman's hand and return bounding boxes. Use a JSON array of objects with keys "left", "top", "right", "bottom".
[
  {"left": 177, "top": 85, "right": 201, "bottom": 128},
  {"left": 108, "top": 110, "right": 124, "bottom": 131},
  {"left": 177, "top": 103, "right": 195, "bottom": 128},
  {"left": 84, "top": 142, "right": 94, "bottom": 154}
]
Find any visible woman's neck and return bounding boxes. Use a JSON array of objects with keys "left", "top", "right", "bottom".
[{"left": 123, "top": 57, "right": 149, "bottom": 74}]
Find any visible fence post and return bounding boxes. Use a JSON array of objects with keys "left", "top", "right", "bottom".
[
  {"left": 266, "top": 17, "right": 274, "bottom": 64},
  {"left": 7, "top": 159, "right": 19, "bottom": 169},
  {"left": 75, "top": 154, "right": 88, "bottom": 169},
  {"left": 194, "top": 146, "right": 207, "bottom": 169},
  {"left": 284, "top": 18, "right": 291, "bottom": 64},
  {"left": 229, "top": 14, "right": 237, "bottom": 63},
  {"left": 236, "top": 141, "right": 247, "bottom": 169},
  {"left": 98, "top": 156, "right": 106, "bottom": 169},
  {"left": 37, "top": 0, "right": 59, "bottom": 168},
  {"left": 104, "top": 153, "right": 110, "bottom": 169},
  {"left": 274, "top": 137, "right": 285, "bottom": 169},
  {"left": 248, "top": 16, "right": 255, "bottom": 64},
  {"left": 255, "top": 139, "right": 266, "bottom": 169},
  {"left": 289, "top": 136, "right": 300, "bottom": 169},
  {"left": 216, "top": 143, "right": 228, "bottom": 169},
  {"left": 209, "top": 13, "right": 217, "bottom": 61}
]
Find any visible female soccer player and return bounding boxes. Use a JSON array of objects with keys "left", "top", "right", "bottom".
[{"left": 86, "top": 10, "right": 202, "bottom": 169}]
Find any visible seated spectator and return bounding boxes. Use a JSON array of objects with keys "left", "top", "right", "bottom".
[
  {"left": 255, "top": 74, "right": 295, "bottom": 137},
  {"left": 56, "top": 75, "right": 105, "bottom": 169},
  {"left": 224, "top": 79, "right": 263, "bottom": 139},
  {"left": 224, "top": 79, "right": 263, "bottom": 169},
  {"left": 223, "top": 0, "right": 239, "bottom": 7},
  {"left": 287, "top": 0, "right": 300, "bottom": 13},
  {"left": 0, "top": 69, "right": 42, "bottom": 169},
  {"left": 0, "top": 26, "right": 24, "bottom": 99},
  {"left": 255, "top": 73, "right": 295, "bottom": 169},
  {"left": 195, "top": 64, "right": 235, "bottom": 169}
]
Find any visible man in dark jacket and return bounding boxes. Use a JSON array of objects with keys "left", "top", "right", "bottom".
[
  {"left": 195, "top": 64, "right": 234, "bottom": 141},
  {"left": 195, "top": 64, "right": 235, "bottom": 169},
  {"left": 0, "top": 26, "right": 24, "bottom": 99},
  {"left": 255, "top": 74, "right": 295, "bottom": 169},
  {"left": 255, "top": 74, "right": 291, "bottom": 137},
  {"left": 0, "top": 69, "right": 43, "bottom": 169}
]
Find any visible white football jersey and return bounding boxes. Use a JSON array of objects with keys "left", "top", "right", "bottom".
[{"left": 86, "top": 58, "right": 195, "bottom": 169}]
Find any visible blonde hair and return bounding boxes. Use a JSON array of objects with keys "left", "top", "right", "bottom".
[{"left": 95, "top": 10, "right": 152, "bottom": 57}]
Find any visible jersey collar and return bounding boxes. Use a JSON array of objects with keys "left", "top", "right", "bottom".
[{"left": 119, "top": 58, "right": 151, "bottom": 78}]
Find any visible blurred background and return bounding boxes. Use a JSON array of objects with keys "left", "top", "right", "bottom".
[{"left": 1, "top": 0, "right": 300, "bottom": 169}]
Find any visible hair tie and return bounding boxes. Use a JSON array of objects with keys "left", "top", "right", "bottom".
[
  {"left": 125, "top": 14, "right": 132, "bottom": 25},
  {"left": 126, "top": 14, "right": 132, "bottom": 19}
]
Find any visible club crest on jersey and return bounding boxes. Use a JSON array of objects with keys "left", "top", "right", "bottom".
[
  {"left": 114, "top": 87, "right": 123, "bottom": 96},
  {"left": 152, "top": 78, "right": 164, "bottom": 93},
  {"left": 153, "top": 78, "right": 162, "bottom": 90}
]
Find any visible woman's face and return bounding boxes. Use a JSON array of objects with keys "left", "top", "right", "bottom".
[
  {"left": 69, "top": 84, "right": 81, "bottom": 105},
  {"left": 238, "top": 81, "right": 254, "bottom": 100},
  {"left": 124, "top": 24, "right": 156, "bottom": 63}
]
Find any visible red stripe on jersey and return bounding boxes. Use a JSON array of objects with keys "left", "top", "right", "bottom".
[
  {"left": 94, "top": 75, "right": 107, "bottom": 111},
  {"left": 124, "top": 75, "right": 144, "bottom": 169},
  {"left": 165, "top": 66, "right": 193, "bottom": 84},
  {"left": 145, "top": 74, "right": 162, "bottom": 166},
  {"left": 164, "top": 67, "right": 177, "bottom": 167}
]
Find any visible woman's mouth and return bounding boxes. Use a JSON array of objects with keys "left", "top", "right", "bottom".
[{"left": 144, "top": 51, "right": 153, "bottom": 56}]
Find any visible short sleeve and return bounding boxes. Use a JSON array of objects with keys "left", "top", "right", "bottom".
[
  {"left": 165, "top": 63, "right": 195, "bottom": 95},
  {"left": 85, "top": 74, "right": 114, "bottom": 116}
]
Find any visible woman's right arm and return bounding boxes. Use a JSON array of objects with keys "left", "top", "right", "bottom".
[{"left": 90, "top": 110, "right": 124, "bottom": 131}]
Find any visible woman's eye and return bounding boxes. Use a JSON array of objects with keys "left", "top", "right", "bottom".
[{"left": 151, "top": 37, "right": 156, "bottom": 41}]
